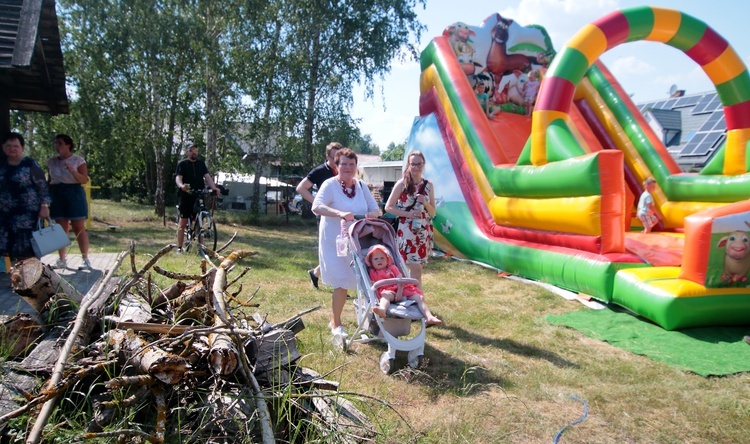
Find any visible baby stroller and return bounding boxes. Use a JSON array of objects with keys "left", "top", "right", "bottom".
[{"left": 344, "top": 218, "right": 427, "bottom": 374}]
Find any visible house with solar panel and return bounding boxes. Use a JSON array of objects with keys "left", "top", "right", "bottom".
[{"left": 638, "top": 90, "right": 725, "bottom": 172}]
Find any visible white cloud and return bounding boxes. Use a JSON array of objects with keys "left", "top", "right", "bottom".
[{"left": 609, "top": 56, "right": 656, "bottom": 76}]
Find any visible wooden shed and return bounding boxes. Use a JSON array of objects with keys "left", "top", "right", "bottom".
[{"left": 0, "top": 0, "right": 68, "bottom": 135}]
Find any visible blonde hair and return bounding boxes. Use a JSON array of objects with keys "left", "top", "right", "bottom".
[{"left": 643, "top": 177, "right": 656, "bottom": 186}]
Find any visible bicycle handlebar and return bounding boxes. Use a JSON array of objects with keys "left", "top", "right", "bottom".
[{"left": 187, "top": 188, "right": 218, "bottom": 196}]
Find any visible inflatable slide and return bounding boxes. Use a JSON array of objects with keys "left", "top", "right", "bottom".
[{"left": 409, "top": 6, "right": 750, "bottom": 330}]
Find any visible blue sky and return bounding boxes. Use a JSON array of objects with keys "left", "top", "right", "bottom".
[{"left": 351, "top": 0, "right": 750, "bottom": 151}]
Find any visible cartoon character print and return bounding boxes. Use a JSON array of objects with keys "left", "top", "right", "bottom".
[
  {"left": 445, "top": 22, "right": 478, "bottom": 75},
  {"left": 716, "top": 226, "right": 750, "bottom": 286}
]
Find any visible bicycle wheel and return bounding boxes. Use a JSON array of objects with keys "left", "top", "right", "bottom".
[
  {"left": 184, "top": 218, "right": 197, "bottom": 252},
  {"left": 201, "top": 216, "right": 217, "bottom": 251}
]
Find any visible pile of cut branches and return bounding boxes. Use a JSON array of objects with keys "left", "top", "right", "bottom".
[{"left": 0, "top": 242, "right": 375, "bottom": 443}]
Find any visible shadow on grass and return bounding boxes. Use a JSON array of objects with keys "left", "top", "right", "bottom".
[
  {"left": 431, "top": 323, "right": 580, "bottom": 370},
  {"left": 349, "top": 320, "right": 579, "bottom": 398}
]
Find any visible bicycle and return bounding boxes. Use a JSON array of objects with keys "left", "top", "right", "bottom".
[{"left": 177, "top": 189, "right": 218, "bottom": 253}]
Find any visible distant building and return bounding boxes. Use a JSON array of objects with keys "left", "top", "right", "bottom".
[
  {"left": 359, "top": 160, "right": 402, "bottom": 187},
  {"left": 637, "top": 91, "right": 726, "bottom": 172}
]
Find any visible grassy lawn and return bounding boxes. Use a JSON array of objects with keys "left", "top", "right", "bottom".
[{"left": 81, "top": 199, "right": 750, "bottom": 443}]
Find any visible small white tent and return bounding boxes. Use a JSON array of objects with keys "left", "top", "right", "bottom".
[{"left": 216, "top": 172, "right": 292, "bottom": 211}]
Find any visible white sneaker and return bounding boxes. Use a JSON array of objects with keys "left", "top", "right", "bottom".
[
  {"left": 78, "top": 258, "right": 92, "bottom": 270},
  {"left": 330, "top": 325, "right": 349, "bottom": 339},
  {"left": 53, "top": 258, "right": 67, "bottom": 269},
  {"left": 176, "top": 247, "right": 183, "bottom": 255}
]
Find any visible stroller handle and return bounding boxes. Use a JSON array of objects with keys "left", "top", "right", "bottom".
[{"left": 371, "top": 277, "right": 421, "bottom": 291}]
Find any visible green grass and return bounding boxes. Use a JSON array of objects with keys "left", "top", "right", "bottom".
[{"left": 20, "top": 199, "right": 750, "bottom": 442}]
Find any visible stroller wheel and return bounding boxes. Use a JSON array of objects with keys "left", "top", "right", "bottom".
[
  {"left": 380, "top": 352, "right": 395, "bottom": 375},
  {"left": 408, "top": 354, "right": 423, "bottom": 369}
]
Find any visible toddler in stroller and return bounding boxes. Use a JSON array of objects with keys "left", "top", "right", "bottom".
[
  {"left": 345, "top": 218, "right": 440, "bottom": 374},
  {"left": 365, "top": 245, "right": 441, "bottom": 325}
]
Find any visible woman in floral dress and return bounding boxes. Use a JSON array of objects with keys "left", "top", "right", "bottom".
[
  {"left": 385, "top": 151, "right": 435, "bottom": 284},
  {"left": 0, "top": 132, "right": 51, "bottom": 261}
]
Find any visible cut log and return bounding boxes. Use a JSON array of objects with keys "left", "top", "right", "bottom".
[
  {"left": 10, "top": 258, "right": 83, "bottom": 312},
  {"left": 106, "top": 329, "right": 189, "bottom": 384},
  {"left": 173, "top": 284, "right": 209, "bottom": 319},
  {"left": 0, "top": 370, "right": 38, "bottom": 436},
  {"left": 151, "top": 281, "right": 187, "bottom": 308},
  {"left": 310, "top": 390, "right": 376, "bottom": 443},
  {"left": 208, "top": 332, "right": 239, "bottom": 375},
  {"left": 19, "top": 296, "right": 78, "bottom": 373},
  {"left": 207, "top": 255, "right": 239, "bottom": 376},
  {"left": 199, "top": 387, "right": 259, "bottom": 441},
  {"left": 253, "top": 328, "right": 301, "bottom": 378},
  {"left": 0, "top": 313, "right": 43, "bottom": 358},
  {"left": 105, "top": 292, "right": 152, "bottom": 324},
  {"left": 294, "top": 367, "right": 340, "bottom": 392}
]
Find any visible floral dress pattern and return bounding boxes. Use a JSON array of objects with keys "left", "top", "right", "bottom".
[
  {"left": 0, "top": 157, "right": 50, "bottom": 259},
  {"left": 395, "top": 180, "right": 434, "bottom": 265}
]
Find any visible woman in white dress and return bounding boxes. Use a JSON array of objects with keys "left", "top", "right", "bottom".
[{"left": 312, "top": 148, "right": 380, "bottom": 340}]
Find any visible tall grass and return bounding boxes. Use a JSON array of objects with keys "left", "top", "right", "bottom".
[{"left": 24, "top": 200, "right": 750, "bottom": 442}]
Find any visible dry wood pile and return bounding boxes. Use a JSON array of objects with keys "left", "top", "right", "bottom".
[{"left": 0, "top": 243, "right": 377, "bottom": 443}]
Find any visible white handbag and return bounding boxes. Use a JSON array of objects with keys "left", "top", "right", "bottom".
[{"left": 31, "top": 219, "right": 71, "bottom": 258}]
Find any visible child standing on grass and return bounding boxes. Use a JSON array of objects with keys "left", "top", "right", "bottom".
[
  {"left": 637, "top": 177, "right": 660, "bottom": 233},
  {"left": 365, "top": 245, "right": 442, "bottom": 325}
]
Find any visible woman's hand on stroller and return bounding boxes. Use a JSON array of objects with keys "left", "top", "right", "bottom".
[{"left": 365, "top": 209, "right": 381, "bottom": 219}]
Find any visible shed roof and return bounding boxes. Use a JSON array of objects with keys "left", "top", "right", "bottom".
[{"left": 0, "top": 0, "right": 68, "bottom": 116}]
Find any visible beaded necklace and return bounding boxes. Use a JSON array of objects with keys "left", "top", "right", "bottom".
[{"left": 341, "top": 180, "right": 356, "bottom": 199}]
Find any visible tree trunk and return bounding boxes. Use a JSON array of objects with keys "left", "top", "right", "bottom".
[{"left": 303, "top": 28, "right": 321, "bottom": 167}]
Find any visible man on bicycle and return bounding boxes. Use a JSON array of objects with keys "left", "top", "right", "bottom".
[{"left": 174, "top": 142, "right": 220, "bottom": 254}]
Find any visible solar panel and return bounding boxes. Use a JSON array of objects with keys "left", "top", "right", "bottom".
[
  {"left": 694, "top": 133, "right": 723, "bottom": 156},
  {"left": 699, "top": 112, "right": 723, "bottom": 131},
  {"left": 713, "top": 118, "right": 726, "bottom": 131},
  {"left": 680, "top": 141, "right": 698, "bottom": 156},
  {"left": 637, "top": 91, "right": 728, "bottom": 166},
  {"left": 692, "top": 93, "right": 717, "bottom": 114},
  {"left": 701, "top": 133, "right": 723, "bottom": 150},
  {"left": 705, "top": 95, "right": 722, "bottom": 112},
  {"left": 680, "top": 133, "right": 707, "bottom": 156},
  {"left": 674, "top": 95, "right": 700, "bottom": 108}
]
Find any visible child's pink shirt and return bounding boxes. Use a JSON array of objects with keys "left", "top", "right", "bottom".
[{"left": 368, "top": 265, "right": 423, "bottom": 298}]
